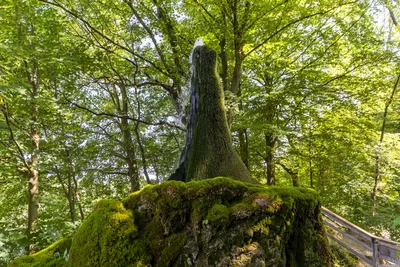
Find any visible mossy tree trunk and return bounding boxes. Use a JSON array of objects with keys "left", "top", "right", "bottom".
[{"left": 170, "top": 45, "right": 256, "bottom": 183}]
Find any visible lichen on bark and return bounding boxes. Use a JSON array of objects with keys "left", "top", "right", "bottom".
[{"left": 170, "top": 45, "right": 256, "bottom": 184}]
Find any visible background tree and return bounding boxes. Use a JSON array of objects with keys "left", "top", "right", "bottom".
[{"left": 2, "top": 0, "right": 400, "bottom": 264}]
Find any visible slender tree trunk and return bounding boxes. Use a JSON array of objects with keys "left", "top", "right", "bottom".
[
  {"left": 265, "top": 134, "right": 276, "bottom": 185},
  {"left": 67, "top": 175, "right": 76, "bottom": 224},
  {"left": 118, "top": 83, "right": 140, "bottom": 192},
  {"left": 219, "top": 35, "right": 229, "bottom": 91},
  {"left": 237, "top": 84, "right": 249, "bottom": 169},
  {"left": 124, "top": 129, "right": 139, "bottom": 192},
  {"left": 27, "top": 63, "right": 40, "bottom": 255},
  {"left": 230, "top": 49, "right": 243, "bottom": 95},
  {"left": 229, "top": 0, "right": 247, "bottom": 95},
  {"left": 372, "top": 73, "right": 400, "bottom": 215},
  {"left": 309, "top": 160, "right": 313, "bottom": 188},
  {"left": 134, "top": 126, "right": 151, "bottom": 184},
  {"left": 153, "top": 164, "right": 161, "bottom": 184},
  {"left": 55, "top": 166, "right": 76, "bottom": 224},
  {"left": 308, "top": 117, "right": 313, "bottom": 188},
  {"left": 66, "top": 151, "right": 76, "bottom": 224},
  {"left": 52, "top": 108, "right": 79, "bottom": 224},
  {"left": 238, "top": 128, "right": 249, "bottom": 169},
  {"left": 292, "top": 172, "right": 299, "bottom": 187},
  {"left": 134, "top": 86, "right": 151, "bottom": 184},
  {"left": 123, "top": 122, "right": 140, "bottom": 192},
  {"left": 277, "top": 162, "right": 299, "bottom": 187},
  {"left": 372, "top": 4, "right": 400, "bottom": 216},
  {"left": 108, "top": 81, "right": 141, "bottom": 192},
  {"left": 72, "top": 163, "right": 85, "bottom": 221}
]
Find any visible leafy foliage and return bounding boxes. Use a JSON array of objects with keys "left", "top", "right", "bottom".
[{"left": 0, "top": 0, "right": 400, "bottom": 264}]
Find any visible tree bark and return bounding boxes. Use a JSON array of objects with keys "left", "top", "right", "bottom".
[
  {"left": 372, "top": 73, "right": 400, "bottom": 215},
  {"left": 134, "top": 126, "right": 151, "bottom": 184},
  {"left": 119, "top": 83, "right": 140, "bottom": 192},
  {"left": 277, "top": 161, "right": 299, "bottom": 187},
  {"left": 169, "top": 45, "right": 256, "bottom": 184},
  {"left": 27, "top": 62, "right": 40, "bottom": 255},
  {"left": 238, "top": 128, "right": 249, "bottom": 169},
  {"left": 134, "top": 85, "right": 151, "bottom": 184},
  {"left": 55, "top": 166, "right": 75, "bottom": 224},
  {"left": 73, "top": 172, "right": 85, "bottom": 221},
  {"left": 265, "top": 134, "right": 276, "bottom": 185}
]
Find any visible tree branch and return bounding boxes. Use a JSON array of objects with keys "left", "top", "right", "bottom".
[
  {"left": 60, "top": 92, "right": 185, "bottom": 131},
  {"left": 1, "top": 103, "right": 32, "bottom": 173},
  {"left": 125, "top": 1, "right": 170, "bottom": 72},
  {"left": 244, "top": 1, "right": 358, "bottom": 58},
  {"left": 39, "top": 0, "right": 168, "bottom": 77}
]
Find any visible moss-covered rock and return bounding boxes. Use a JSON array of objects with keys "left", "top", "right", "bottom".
[
  {"left": 68, "top": 199, "right": 144, "bottom": 267},
  {"left": 11, "top": 178, "right": 331, "bottom": 266},
  {"left": 9, "top": 237, "right": 71, "bottom": 267},
  {"left": 68, "top": 177, "right": 331, "bottom": 266}
]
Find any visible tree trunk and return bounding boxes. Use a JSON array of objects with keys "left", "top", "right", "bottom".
[
  {"left": 372, "top": 4, "right": 400, "bottom": 216},
  {"left": 169, "top": 45, "right": 256, "bottom": 184},
  {"left": 308, "top": 120, "right": 314, "bottom": 188},
  {"left": 219, "top": 36, "right": 229, "bottom": 91},
  {"left": 54, "top": 166, "right": 75, "bottom": 224},
  {"left": 238, "top": 128, "right": 249, "bottom": 169},
  {"left": 134, "top": 126, "right": 151, "bottom": 184},
  {"left": 134, "top": 85, "right": 151, "bottom": 184},
  {"left": 277, "top": 162, "right": 299, "bottom": 187},
  {"left": 372, "top": 73, "right": 400, "bottom": 215},
  {"left": 71, "top": 160, "right": 85, "bottom": 221},
  {"left": 27, "top": 66, "right": 39, "bottom": 255},
  {"left": 122, "top": 122, "right": 140, "bottom": 192},
  {"left": 66, "top": 150, "right": 76, "bottom": 224},
  {"left": 265, "top": 134, "right": 276, "bottom": 185},
  {"left": 119, "top": 83, "right": 140, "bottom": 192}
]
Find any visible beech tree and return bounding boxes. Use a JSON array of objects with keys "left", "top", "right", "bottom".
[{"left": 2, "top": 0, "right": 400, "bottom": 263}]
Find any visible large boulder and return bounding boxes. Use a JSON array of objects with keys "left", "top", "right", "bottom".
[
  {"left": 68, "top": 177, "right": 331, "bottom": 266},
  {"left": 10, "top": 177, "right": 331, "bottom": 266}
]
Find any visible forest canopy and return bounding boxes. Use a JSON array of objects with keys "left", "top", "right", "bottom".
[{"left": 1, "top": 0, "right": 400, "bottom": 264}]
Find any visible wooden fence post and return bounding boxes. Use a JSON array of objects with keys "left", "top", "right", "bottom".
[{"left": 372, "top": 237, "right": 379, "bottom": 267}]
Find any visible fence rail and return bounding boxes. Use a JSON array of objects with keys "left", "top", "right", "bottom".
[{"left": 321, "top": 207, "right": 400, "bottom": 267}]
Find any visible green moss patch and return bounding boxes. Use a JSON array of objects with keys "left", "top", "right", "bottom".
[
  {"left": 68, "top": 199, "right": 144, "bottom": 267},
  {"left": 10, "top": 237, "right": 71, "bottom": 267}
]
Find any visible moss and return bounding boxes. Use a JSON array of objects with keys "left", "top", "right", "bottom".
[
  {"left": 25, "top": 177, "right": 331, "bottom": 266},
  {"left": 157, "top": 233, "right": 188, "bottom": 266},
  {"left": 206, "top": 203, "right": 230, "bottom": 228},
  {"left": 10, "top": 237, "right": 71, "bottom": 267},
  {"left": 68, "top": 199, "right": 147, "bottom": 267}
]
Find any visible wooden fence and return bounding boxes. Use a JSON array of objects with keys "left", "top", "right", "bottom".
[{"left": 321, "top": 207, "right": 400, "bottom": 267}]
